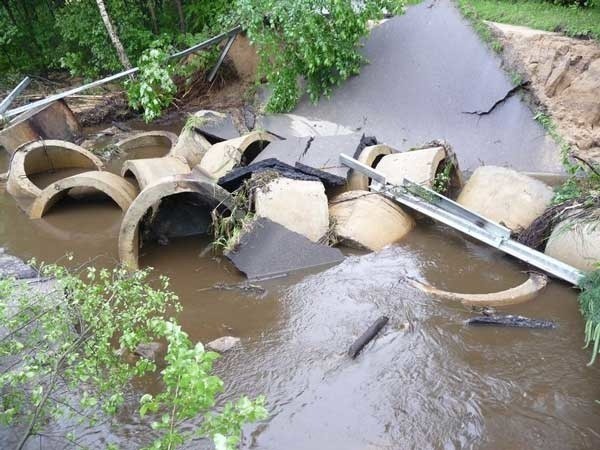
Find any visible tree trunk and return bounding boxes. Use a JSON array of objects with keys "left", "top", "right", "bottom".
[
  {"left": 147, "top": 0, "right": 159, "bottom": 34},
  {"left": 95, "top": 0, "right": 133, "bottom": 71},
  {"left": 172, "top": 0, "right": 185, "bottom": 33}
]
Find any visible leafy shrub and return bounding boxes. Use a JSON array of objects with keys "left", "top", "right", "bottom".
[
  {"left": 0, "top": 262, "right": 266, "bottom": 449},
  {"left": 126, "top": 44, "right": 177, "bottom": 123},
  {"left": 236, "top": 0, "right": 404, "bottom": 112}
]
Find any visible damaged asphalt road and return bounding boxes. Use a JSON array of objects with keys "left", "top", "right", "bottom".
[{"left": 286, "top": 0, "right": 562, "bottom": 172}]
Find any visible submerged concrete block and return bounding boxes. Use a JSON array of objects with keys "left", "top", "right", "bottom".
[
  {"left": 457, "top": 166, "right": 554, "bottom": 231},
  {"left": 0, "top": 100, "right": 81, "bottom": 154},
  {"left": 375, "top": 146, "right": 446, "bottom": 188},
  {"left": 7, "top": 140, "right": 103, "bottom": 202},
  {"left": 347, "top": 144, "right": 395, "bottom": 191},
  {"left": 225, "top": 218, "right": 344, "bottom": 279},
  {"left": 254, "top": 177, "right": 329, "bottom": 242},
  {"left": 206, "top": 336, "right": 241, "bottom": 353},
  {"left": 545, "top": 219, "right": 600, "bottom": 272},
  {"left": 199, "top": 131, "right": 275, "bottom": 180},
  {"left": 329, "top": 190, "right": 415, "bottom": 251},
  {"left": 29, "top": 171, "right": 139, "bottom": 219}
]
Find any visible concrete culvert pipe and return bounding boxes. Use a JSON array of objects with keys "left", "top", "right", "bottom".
[
  {"left": 411, "top": 273, "right": 548, "bottom": 307},
  {"left": 329, "top": 190, "right": 415, "bottom": 251},
  {"left": 29, "top": 171, "right": 139, "bottom": 219},
  {"left": 545, "top": 219, "right": 600, "bottom": 272},
  {"left": 375, "top": 146, "right": 447, "bottom": 189},
  {"left": 121, "top": 156, "right": 191, "bottom": 191},
  {"left": 115, "top": 131, "right": 178, "bottom": 160},
  {"left": 6, "top": 140, "right": 103, "bottom": 201},
  {"left": 118, "top": 174, "right": 236, "bottom": 271},
  {"left": 457, "top": 166, "right": 554, "bottom": 232},
  {"left": 170, "top": 127, "right": 212, "bottom": 167},
  {"left": 347, "top": 144, "right": 394, "bottom": 191},
  {"left": 199, "top": 131, "right": 275, "bottom": 180}
]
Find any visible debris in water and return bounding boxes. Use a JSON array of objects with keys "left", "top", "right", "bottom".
[
  {"left": 348, "top": 316, "right": 389, "bottom": 359},
  {"left": 467, "top": 314, "right": 556, "bottom": 329},
  {"left": 206, "top": 336, "right": 241, "bottom": 353},
  {"left": 134, "top": 342, "right": 164, "bottom": 361},
  {"left": 198, "top": 281, "right": 267, "bottom": 297}
]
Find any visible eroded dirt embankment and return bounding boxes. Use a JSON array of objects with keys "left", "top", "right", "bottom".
[{"left": 489, "top": 22, "right": 600, "bottom": 163}]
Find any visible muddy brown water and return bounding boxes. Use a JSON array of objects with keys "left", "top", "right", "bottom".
[{"left": 1, "top": 131, "right": 600, "bottom": 449}]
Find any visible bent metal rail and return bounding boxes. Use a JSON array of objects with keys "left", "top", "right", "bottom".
[
  {"left": 2, "top": 26, "right": 242, "bottom": 120},
  {"left": 340, "top": 153, "right": 584, "bottom": 286}
]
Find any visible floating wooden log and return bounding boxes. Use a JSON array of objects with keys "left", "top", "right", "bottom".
[{"left": 348, "top": 316, "right": 389, "bottom": 359}]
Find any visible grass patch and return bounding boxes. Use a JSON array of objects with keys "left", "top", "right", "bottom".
[
  {"left": 457, "top": 0, "right": 504, "bottom": 52},
  {"left": 458, "top": 0, "right": 600, "bottom": 40}
]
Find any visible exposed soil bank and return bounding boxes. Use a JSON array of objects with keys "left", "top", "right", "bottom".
[{"left": 489, "top": 22, "right": 600, "bottom": 163}]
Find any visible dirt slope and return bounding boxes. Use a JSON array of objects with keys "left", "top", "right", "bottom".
[{"left": 490, "top": 22, "right": 600, "bottom": 163}]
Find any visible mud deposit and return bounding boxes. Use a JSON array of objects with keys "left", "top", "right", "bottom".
[{"left": 1, "top": 158, "right": 600, "bottom": 448}]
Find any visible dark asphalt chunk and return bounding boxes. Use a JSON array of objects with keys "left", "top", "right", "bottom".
[
  {"left": 225, "top": 218, "right": 344, "bottom": 279},
  {"left": 218, "top": 158, "right": 322, "bottom": 192},
  {"left": 193, "top": 111, "right": 241, "bottom": 144}
]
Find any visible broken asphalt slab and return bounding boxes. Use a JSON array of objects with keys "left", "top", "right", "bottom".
[
  {"left": 218, "top": 158, "right": 322, "bottom": 192},
  {"left": 192, "top": 110, "right": 241, "bottom": 144},
  {"left": 252, "top": 133, "right": 377, "bottom": 186},
  {"left": 285, "top": 0, "right": 562, "bottom": 172},
  {"left": 0, "top": 248, "right": 38, "bottom": 279},
  {"left": 225, "top": 218, "right": 344, "bottom": 280}
]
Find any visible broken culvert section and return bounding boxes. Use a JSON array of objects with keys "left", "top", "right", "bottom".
[
  {"left": 119, "top": 173, "right": 236, "bottom": 271},
  {"left": 7, "top": 139, "right": 104, "bottom": 206}
]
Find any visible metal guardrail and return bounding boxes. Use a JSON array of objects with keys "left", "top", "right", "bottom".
[
  {"left": 2, "top": 26, "right": 242, "bottom": 120},
  {"left": 340, "top": 153, "right": 584, "bottom": 286},
  {"left": 0, "top": 77, "right": 31, "bottom": 115}
]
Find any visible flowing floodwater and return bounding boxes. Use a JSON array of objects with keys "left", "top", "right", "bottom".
[{"left": 1, "top": 127, "right": 600, "bottom": 449}]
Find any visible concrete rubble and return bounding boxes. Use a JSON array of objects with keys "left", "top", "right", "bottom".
[
  {"left": 254, "top": 177, "right": 330, "bottom": 242},
  {"left": 0, "top": 102, "right": 592, "bottom": 286},
  {"left": 191, "top": 110, "right": 241, "bottom": 143}
]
